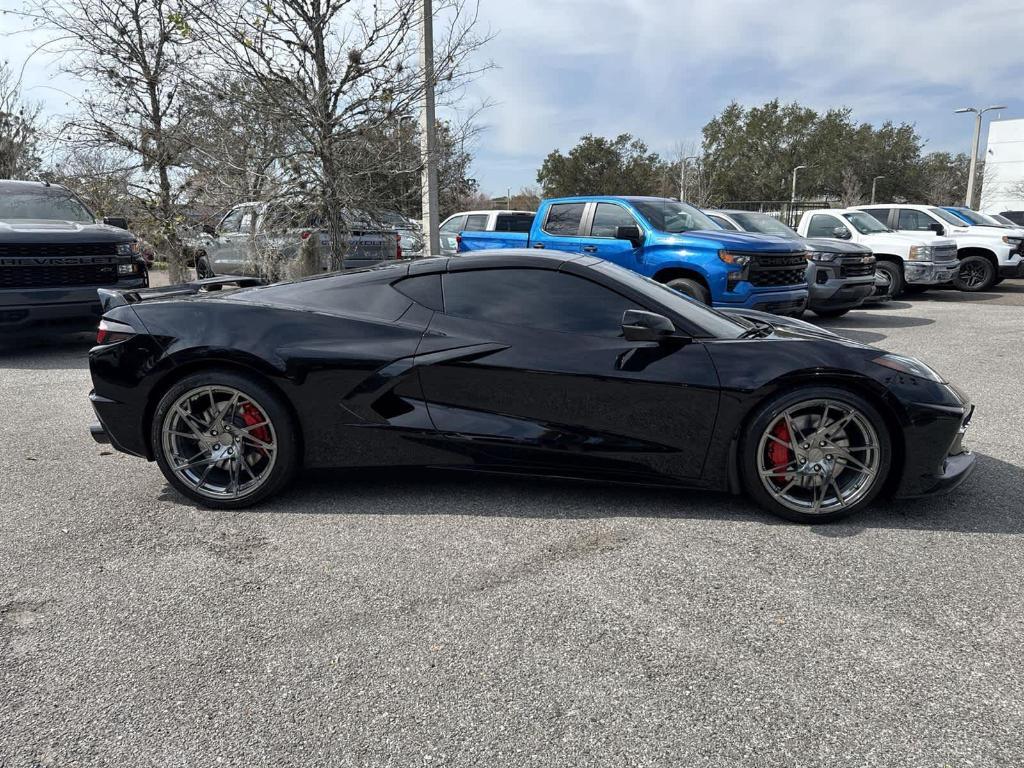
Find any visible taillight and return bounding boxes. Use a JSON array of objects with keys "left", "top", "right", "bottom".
[
  {"left": 96, "top": 318, "right": 136, "bottom": 345},
  {"left": 396, "top": 232, "right": 402, "bottom": 260},
  {"left": 456, "top": 234, "right": 462, "bottom": 251}
]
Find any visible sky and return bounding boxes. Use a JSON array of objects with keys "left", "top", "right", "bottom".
[{"left": 2, "top": 0, "right": 1023, "bottom": 196}]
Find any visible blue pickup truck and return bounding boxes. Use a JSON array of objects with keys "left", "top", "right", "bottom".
[{"left": 456, "top": 196, "right": 809, "bottom": 315}]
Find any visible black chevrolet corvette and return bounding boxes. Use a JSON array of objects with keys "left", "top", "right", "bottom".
[{"left": 88, "top": 250, "right": 975, "bottom": 523}]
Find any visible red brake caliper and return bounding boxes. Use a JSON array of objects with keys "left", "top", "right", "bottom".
[
  {"left": 768, "top": 421, "right": 793, "bottom": 486},
  {"left": 240, "top": 403, "right": 270, "bottom": 457}
]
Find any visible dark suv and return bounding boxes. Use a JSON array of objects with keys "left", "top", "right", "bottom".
[{"left": 0, "top": 180, "right": 148, "bottom": 335}]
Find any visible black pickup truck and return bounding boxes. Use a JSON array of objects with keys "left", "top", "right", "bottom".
[{"left": 0, "top": 180, "right": 149, "bottom": 336}]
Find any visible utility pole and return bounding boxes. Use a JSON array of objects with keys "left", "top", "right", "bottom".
[
  {"left": 955, "top": 104, "right": 1006, "bottom": 209},
  {"left": 419, "top": 0, "right": 440, "bottom": 255},
  {"left": 871, "top": 175, "right": 885, "bottom": 204},
  {"left": 680, "top": 155, "right": 699, "bottom": 202}
]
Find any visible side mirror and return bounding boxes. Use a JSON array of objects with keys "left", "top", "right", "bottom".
[
  {"left": 614, "top": 225, "right": 644, "bottom": 247},
  {"left": 832, "top": 226, "right": 852, "bottom": 239},
  {"left": 103, "top": 216, "right": 129, "bottom": 230},
  {"left": 928, "top": 222, "right": 944, "bottom": 235},
  {"left": 622, "top": 309, "right": 676, "bottom": 342},
  {"left": 202, "top": 223, "right": 217, "bottom": 236}
]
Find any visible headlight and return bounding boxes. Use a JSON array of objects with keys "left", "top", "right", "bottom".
[
  {"left": 1002, "top": 235, "right": 1022, "bottom": 245},
  {"left": 718, "top": 250, "right": 751, "bottom": 266},
  {"left": 116, "top": 241, "right": 141, "bottom": 256},
  {"left": 806, "top": 251, "right": 839, "bottom": 262},
  {"left": 907, "top": 245, "right": 933, "bottom": 261},
  {"left": 873, "top": 353, "right": 946, "bottom": 383}
]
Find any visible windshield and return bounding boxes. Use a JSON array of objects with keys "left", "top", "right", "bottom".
[
  {"left": 991, "top": 213, "right": 1017, "bottom": 227},
  {"left": 949, "top": 207, "right": 1003, "bottom": 227},
  {"left": 630, "top": 199, "right": 718, "bottom": 234},
  {"left": 592, "top": 260, "right": 748, "bottom": 339},
  {"left": 930, "top": 208, "right": 967, "bottom": 226},
  {"left": 0, "top": 188, "right": 94, "bottom": 222},
  {"left": 729, "top": 211, "right": 800, "bottom": 239},
  {"left": 843, "top": 211, "right": 890, "bottom": 234}
]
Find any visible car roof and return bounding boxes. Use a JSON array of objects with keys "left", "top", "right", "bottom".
[{"left": 0, "top": 179, "right": 71, "bottom": 193}]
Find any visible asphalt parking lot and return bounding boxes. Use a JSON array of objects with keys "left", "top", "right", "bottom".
[{"left": 2, "top": 281, "right": 1023, "bottom": 767}]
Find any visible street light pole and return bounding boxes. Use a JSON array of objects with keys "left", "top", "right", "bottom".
[
  {"left": 955, "top": 104, "right": 1007, "bottom": 209},
  {"left": 871, "top": 175, "right": 885, "bottom": 204},
  {"left": 419, "top": 0, "right": 440, "bottom": 255},
  {"left": 680, "top": 155, "right": 699, "bottom": 202},
  {"left": 791, "top": 165, "right": 807, "bottom": 204}
]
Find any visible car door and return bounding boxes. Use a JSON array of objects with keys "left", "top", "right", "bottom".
[
  {"left": 208, "top": 207, "right": 247, "bottom": 274},
  {"left": 415, "top": 264, "right": 721, "bottom": 481},
  {"left": 529, "top": 202, "right": 587, "bottom": 254},
  {"left": 806, "top": 213, "right": 851, "bottom": 241},
  {"left": 575, "top": 201, "right": 646, "bottom": 269}
]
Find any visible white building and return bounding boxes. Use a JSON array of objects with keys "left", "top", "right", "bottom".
[{"left": 980, "top": 117, "right": 1024, "bottom": 214}]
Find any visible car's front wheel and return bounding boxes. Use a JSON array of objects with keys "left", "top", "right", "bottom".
[
  {"left": 874, "top": 260, "right": 904, "bottom": 298},
  {"left": 953, "top": 255, "right": 997, "bottom": 292},
  {"left": 152, "top": 370, "right": 300, "bottom": 509},
  {"left": 740, "top": 386, "right": 892, "bottom": 523},
  {"left": 665, "top": 277, "right": 710, "bottom": 304}
]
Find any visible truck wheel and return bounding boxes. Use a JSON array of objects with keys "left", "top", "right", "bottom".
[
  {"left": 874, "top": 260, "right": 904, "bottom": 298},
  {"left": 952, "top": 255, "right": 996, "bottom": 292},
  {"left": 666, "top": 278, "right": 710, "bottom": 305}
]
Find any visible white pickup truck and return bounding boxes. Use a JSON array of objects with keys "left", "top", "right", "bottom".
[
  {"left": 797, "top": 208, "right": 960, "bottom": 298},
  {"left": 855, "top": 204, "right": 1024, "bottom": 292}
]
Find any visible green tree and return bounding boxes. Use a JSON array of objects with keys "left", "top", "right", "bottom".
[{"left": 537, "top": 134, "right": 672, "bottom": 197}]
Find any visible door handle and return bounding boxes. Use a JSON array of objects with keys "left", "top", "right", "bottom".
[
  {"left": 582, "top": 245, "right": 598, "bottom": 253},
  {"left": 532, "top": 243, "right": 545, "bottom": 249}
]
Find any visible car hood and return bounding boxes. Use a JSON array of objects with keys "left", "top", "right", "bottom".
[
  {"left": 677, "top": 229, "right": 807, "bottom": 253},
  {"left": 861, "top": 231, "right": 955, "bottom": 248},
  {"left": 0, "top": 219, "right": 134, "bottom": 242},
  {"left": 802, "top": 237, "right": 872, "bottom": 254},
  {"left": 953, "top": 224, "right": 1024, "bottom": 239}
]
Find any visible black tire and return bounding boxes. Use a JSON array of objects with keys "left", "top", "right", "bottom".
[
  {"left": 812, "top": 308, "right": 849, "bottom": 319},
  {"left": 952, "top": 255, "right": 997, "bottom": 292},
  {"left": 874, "top": 260, "right": 904, "bottom": 298},
  {"left": 993, "top": 277, "right": 1005, "bottom": 286},
  {"left": 740, "top": 385, "right": 892, "bottom": 524},
  {"left": 151, "top": 369, "right": 300, "bottom": 509},
  {"left": 665, "top": 277, "right": 710, "bottom": 305}
]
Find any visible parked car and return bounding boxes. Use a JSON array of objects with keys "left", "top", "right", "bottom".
[
  {"left": 88, "top": 249, "right": 975, "bottom": 523},
  {"left": 0, "top": 179, "right": 148, "bottom": 336},
  {"left": 371, "top": 209, "right": 424, "bottom": 259},
  {"left": 989, "top": 213, "right": 1022, "bottom": 228},
  {"left": 195, "top": 201, "right": 399, "bottom": 280},
  {"left": 458, "top": 197, "right": 809, "bottom": 316},
  {"left": 705, "top": 209, "right": 877, "bottom": 317},
  {"left": 796, "top": 208, "right": 959, "bottom": 298},
  {"left": 438, "top": 209, "right": 534, "bottom": 256},
  {"left": 996, "top": 210, "right": 1024, "bottom": 226},
  {"left": 856, "top": 204, "right": 1024, "bottom": 292}
]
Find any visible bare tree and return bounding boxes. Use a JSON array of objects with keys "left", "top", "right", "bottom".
[
  {"left": 23, "top": 0, "right": 201, "bottom": 281},
  {"left": 672, "top": 141, "right": 716, "bottom": 207},
  {"left": 838, "top": 167, "right": 863, "bottom": 206},
  {"left": 193, "top": 0, "right": 491, "bottom": 272},
  {"left": 0, "top": 61, "right": 42, "bottom": 179}
]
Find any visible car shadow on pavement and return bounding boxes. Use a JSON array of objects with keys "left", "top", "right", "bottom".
[
  {"left": 226, "top": 451, "right": 1024, "bottom": 536},
  {"left": 0, "top": 333, "right": 93, "bottom": 369},
  {"left": 814, "top": 311, "right": 935, "bottom": 345}
]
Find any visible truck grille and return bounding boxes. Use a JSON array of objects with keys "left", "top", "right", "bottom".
[
  {"left": 840, "top": 256, "right": 875, "bottom": 278},
  {"left": 933, "top": 244, "right": 958, "bottom": 263},
  {"left": 0, "top": 263, "right": 119, "bottom": 288},
  {"left": 748, "top": 253, "right": 808, "bottom": 288},
  {"left": 0, "top": 242, "right": 118, "bottom": 258}
]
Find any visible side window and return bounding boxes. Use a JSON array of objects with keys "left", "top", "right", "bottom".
[
  {"left": 239, "top": 210, "right": 257, "bottom": 235},
  {"left": 443, "top": 268, "right": 641, "bottom": 337},
  {"left": 590, "top": 203, "right": 639, "bottom": 238},
  {"left": 707, "top": 214, "right": 739, "bottom": 231},
  {"left": 393, "top": 274, "right": 443, "bottom": 311},
  {"left": 897, "top": 209, "right": 933, "bottom": 231},
  {"left": 463, "top": 214, "right": 488, "bottom": 231},
  {"left": 440, "top": 215, "right": 466, "bottom": 235},
  {"left": 863, "top": 208, "right": 891, "bottom": 227},
  {"left": 807, "top": 214, "right": 846, "bottom": 238},
  {"left": 542, "top": 203, "right": 585, "bottom": 237},
  {"left": 220, "top": 208, "right": 244, "bottom": 233},
  {"left": 495, "top": 213, "right": 534, "bottom": 232}
]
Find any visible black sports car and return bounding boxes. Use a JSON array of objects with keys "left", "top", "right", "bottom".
[{"left": 88, "top": 250, "right": 975, "bottom": 523}]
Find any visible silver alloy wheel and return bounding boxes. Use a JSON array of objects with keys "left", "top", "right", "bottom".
[
  {"left": 875, "top": 269, "right": 893, "bottom": 299},
  {"left": 161, "top": 385, "right": 278, "bottom": 500},
  {"left": 756, "top": 398, "right": 881, "bottom": 515}
]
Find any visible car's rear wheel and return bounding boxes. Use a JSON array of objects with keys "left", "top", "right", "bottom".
[
  {"left": 952, "top": 255, "right": 996, "bottom": 292},
  {"left": 740, "top": 387, "right": 891, "bottom": 523},
  {"left": 874, "top": 260, "right": 904, "bottom": 298},
  {"left": 666, "top": 277, "right": 710, "bottom": 305},
  {"left": 152, "top": 370, "right": 299, "bottom": 509}
]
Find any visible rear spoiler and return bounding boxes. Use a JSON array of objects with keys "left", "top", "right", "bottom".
[{"left": 98, "top": 275, "right": 266, "bottom": 312}]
